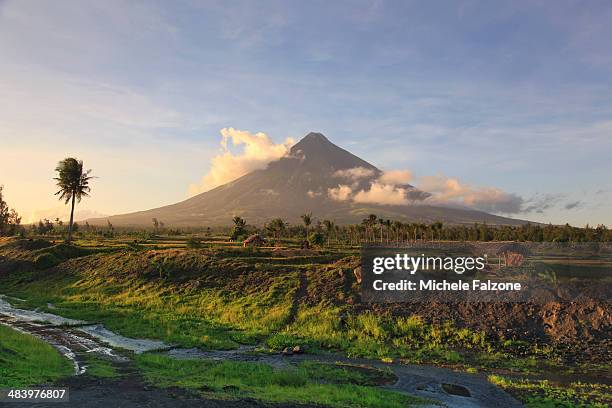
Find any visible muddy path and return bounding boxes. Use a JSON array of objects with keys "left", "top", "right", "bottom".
[{"left": 0, "top": 295, "right": 522, "bottom": 407}]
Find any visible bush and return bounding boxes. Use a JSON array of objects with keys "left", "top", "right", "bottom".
[
  {"left": 308, "top": 232, "right": 325, "bottom": 247},
  {"left": 186, "top": 237, "right": 202, "bottom": 248},
  {"left": 34, "top": 252, "right": 60, "bottom": 269}
]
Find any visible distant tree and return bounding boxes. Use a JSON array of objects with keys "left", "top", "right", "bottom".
[
  {"left": 0, "top": 186, "right": 22, "bottom": 236},
  {"left": 322, "top": 219, "right": 336, "bottom": 246},
  {"left": 362, "top": 214, "right": 377, "bottom": 242},
  {"left": 266, "top": 218, "right": 286, "bottom": 243},
  {"left": 152, "top": 218, "right": 159, "bottom": 233},
  {"left": 230, "top": 216, "right": 247, "bottom": 240},
  {"left": 432, "top": 221, "right": 443, "bottom": 241},
  {"left": 308, "top": 231, "right": 325, "bottom": 247},
  {"left": 54, "top": 158, "right": 94, "bottom": 243},
  {"left": 384, "top": 219, "right": 391, "bottom": 243},
  {"left": 37, "top": 218, "right": 54, "bottom": 235},
  {"left": 301, "top": 212, "right": 312, "bottom": 239}
]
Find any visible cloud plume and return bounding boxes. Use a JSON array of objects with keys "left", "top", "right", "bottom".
[
  {"left": 378, "top": 169, "right": 412, "bottom": 185},
  {"left": 418, "top": 175, "right": 524, "bottom": 213},
  {"left": 353, "top": 182, "right": 412, "bottom": 205},
  {"left": 333, "top": 167, "right": 376, "bottom": 180},
  {"left": 328, "top": 185, "right": 353, "bottom": 201},
  {"left": 326, "top": 167, "right": 523, "bottom": 213},
  {"left": 189, "top": 128, "right": 294, "bottom": 195}
]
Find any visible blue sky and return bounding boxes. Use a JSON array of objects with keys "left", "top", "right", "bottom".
[{"left": 1, "top": 0, "right": 611, "bottom": 226}]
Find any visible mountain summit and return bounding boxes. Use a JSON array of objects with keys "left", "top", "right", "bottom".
[{"left": 88, "top": 133, "right": 526, "bottom": 227}]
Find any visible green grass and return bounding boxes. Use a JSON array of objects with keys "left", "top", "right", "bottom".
[
  {"left": 83, "top": 355, "right": 120, "bottom": 378},
  {"left": 488, "top": 375, "right": 611, "bottom": 408},
  {"left": 0, "top": 324, "right": 73, "bottom": 387},
  {"left": 135, "top": 353, "right": 426, "bottom": 408},
  {"left": 299, "top": 361, "right": 397, "bottom": 386}
]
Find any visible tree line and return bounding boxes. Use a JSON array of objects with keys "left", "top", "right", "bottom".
[{"left": 237, "top": 213, "right": 612, "bottom": 244}]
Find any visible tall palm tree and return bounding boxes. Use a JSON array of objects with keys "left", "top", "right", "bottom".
[
  {"left": 54, "top": 158, "right": 93, "bottom": 243},
  {"left": 323, "top": 219, "right": 334, "bottom": 246},
  {"left": 301, "top": 212, "right": 312, "bottom": 239}
]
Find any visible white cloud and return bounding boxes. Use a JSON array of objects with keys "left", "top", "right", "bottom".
[
  {"left": 353, "top": 182, "right": 411, "bottom": 205},
  {"left": 333, "top": 167, "right": 376, "bottom": 180},
  {"left": 328, "top": 185, "right": 353, "bottom": 201},
  {"left": 189, "top": 128, "right": 294, "bottom": 195},
  {"left": 378, "top": 169, "right": 412, "bottom": 185},
  {"left": 418, "top": 175, "right": 523, "bottom": 213},
  {"left": 326, "top": 168, "right": 523, "bottom": 212}
]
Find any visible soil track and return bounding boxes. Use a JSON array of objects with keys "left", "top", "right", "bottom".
[
  {"left": 283, "top": 270, "right": 308, "bottom": 328},
  {"left": 32, "top": 367, "right": 318, "bottom": 408}
]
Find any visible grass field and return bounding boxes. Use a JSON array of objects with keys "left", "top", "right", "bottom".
[
  {"left": 0, "top": 324, "right": 73, "bottom": 387},
  {"left": 136, "top": 353, "right": 426, "bottom": 408},
  {"left": 0, "top": 236, "right": 609, "bottom": 407}
]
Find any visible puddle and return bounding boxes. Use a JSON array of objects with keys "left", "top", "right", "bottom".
[
  {"left": 0, "top": 297, "right": 84, "bottom": 326},
  {"left": 168, "top": 345, "right": 258, "bottom": 361},
  {"left": 79, "top": 324, "right": 170, "bottom": 354},
  {"left": 442, "top": 383, "right": 472, "bottom": 397}
]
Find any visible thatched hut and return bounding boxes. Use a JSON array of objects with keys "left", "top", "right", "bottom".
[
  {"left": 496, "top": 242, "right": 531, "bottom": 266},
  {"left": 243, "top": 234, "right": 266, "bottom": 247}
]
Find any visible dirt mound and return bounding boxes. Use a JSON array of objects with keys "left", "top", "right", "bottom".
[
  {"left": 302, "top": 257, "right": 611, "bottom": 356},
  {"left": 3, "top": 238, "right": 54, "bottom": 251}
]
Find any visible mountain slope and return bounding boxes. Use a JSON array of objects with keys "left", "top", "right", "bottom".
[{"left": 87, "top": 132, "right": 528, "bottom": 227}]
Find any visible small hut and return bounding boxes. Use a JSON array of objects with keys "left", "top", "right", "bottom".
[
  {"left": 243, "top": 234, "right": 266, "bottom": 247},
  {"left": 496, "top": 242, "right": 531, "bottom": 266}
]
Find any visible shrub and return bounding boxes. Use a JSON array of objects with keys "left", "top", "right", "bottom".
[
  {"left": 34, "top": 252, "right": 60, "bottom": 269},
  {"left": 308, "top": 232, "right": 325, "bottom": 247},
  {"left": 186, "top": 237, "right": 202, "bottom": 249}
]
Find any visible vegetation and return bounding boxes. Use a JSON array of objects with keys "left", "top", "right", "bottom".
[
  {"left": 83, "top": 355, "right": 120, "bottom": 379},
  {"left": 0, "top": 324, "right": 73, "bottom": 387},
  {"left": 230, "top": 216, "right": 247, "bottom": 241},
  {"left": 489, "top": 374, "right": 610, "bottom": 408},
  {"left": 0, "top": 185, "right": 22, "bottom": 236},
  {"left": 135, "top": 353, "right": 425, "bottom": 408},
  {"left": 54, "top": 157, "right": 94, "bottom": 242},
  {"left": 0, "top": 233, "right": 608, "bottom": 406}
]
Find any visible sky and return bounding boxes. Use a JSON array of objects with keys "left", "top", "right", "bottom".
[{"left": 0, "top": 0, "right": 611, "bottom": 226}]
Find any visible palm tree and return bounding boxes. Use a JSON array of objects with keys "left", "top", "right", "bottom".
[
  {"left": 385, "top": 219, "right": 392, "bottom": 243},
  {"left": 323, "top": 219, "right": 334, "bottom": 246},
  {"left": 267, "top": 218, "right": 286, "bottom": 243},
  {"left": 54, "top": 158, "right": 93, "bottom": 243},
  {"left": 301, "top": 212, "right": 312, "bottom": 239},
  {"left": 362, "top": 214, "right": 377, "bottom": 242},
  {"left": 231, "top": 216, "right": 247, "bottom": 240},
  {"left": 393, "top": 221, "right": 403, "bottom": 244}
]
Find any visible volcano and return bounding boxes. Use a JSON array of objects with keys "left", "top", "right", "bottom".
[{"left": 87, "top": 132, "right": 527, "bottom": 227}]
